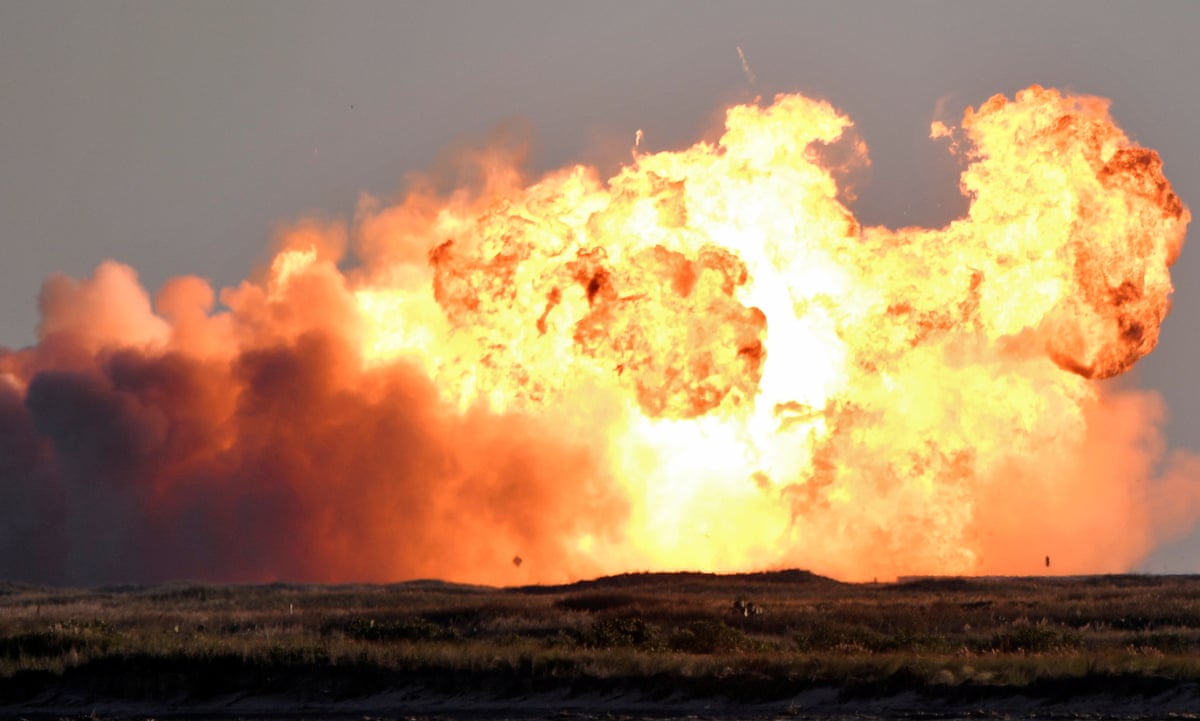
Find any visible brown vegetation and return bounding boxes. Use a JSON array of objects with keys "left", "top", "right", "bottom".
[{"left": 2, "top": 571, "right": 1200, "bottom": 708}]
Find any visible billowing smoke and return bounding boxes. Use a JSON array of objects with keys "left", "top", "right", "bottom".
[
  {"left": 0, "top": 259, "right": 627, "bottom": 586},
  {"left": 0, "top": 86, "right": 1194, "bottom": 585}
]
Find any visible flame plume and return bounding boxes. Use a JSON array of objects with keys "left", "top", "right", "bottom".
[{"left": 0, "top": 86, "right": 1192, "bottom": 585}]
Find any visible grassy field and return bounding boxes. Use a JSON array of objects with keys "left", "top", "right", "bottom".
[{"left": 2, "top": 570, "right": 1200, "bottom": 708}]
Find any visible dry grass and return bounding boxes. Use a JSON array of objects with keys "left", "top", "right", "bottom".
[{"left": 2, "top": 571, "right": 1199, "bottom": 704}]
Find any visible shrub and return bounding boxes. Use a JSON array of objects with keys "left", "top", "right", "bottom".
[
  {"left": 1131, "top": 632, "right": 1195, "bottom": 654},
  {"left": 586, "top": 616, "right": 663, "bottom": 650},
  {"left": 0, "top": 632, "right": 79, "bottom": 660},
  {"left": 669, "top": 620, "right": 751, "bottom": 654},
  {"left": 0, "top": 620, "right": 117, "bottom": 660},
  {"left": 795, "top": 623, "right": 889, "bottom": 653},
  {"left": 986, "top": 621, "right": 1083, "bottom": 653},
  {"left": 337, "top": 616, "right": 452, "bottom": 642}
]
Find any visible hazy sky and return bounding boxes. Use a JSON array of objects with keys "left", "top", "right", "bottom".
[{"left": 3, "top": 1, "right": 1200, "bottom": 572}]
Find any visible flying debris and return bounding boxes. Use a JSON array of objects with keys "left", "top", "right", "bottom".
[{"left": 736, "top": 46, "right": 757, "bottom": 85}]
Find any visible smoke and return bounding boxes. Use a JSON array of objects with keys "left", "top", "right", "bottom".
[
  {"left": 0, "top": 85, "right": 1195, "bottom": 585},
  {"left": 0, "top": 250, "right": 628, "bottom": 585}
]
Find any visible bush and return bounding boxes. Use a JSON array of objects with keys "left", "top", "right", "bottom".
[
  {"left": 796, "top": 623, "right": 889, "bottom": 653},
  {"left": 586, "top": 616, "right": 663, "bottom": 650},
  {"left": 1129, "top": 632, "right": 1195, "bottom": 654},
  {"left": 886, "top": 629, "right": 952, "bottom": 653},
  {"left": 337, "top": 616, "right": 452, "bottom": 642},
  {"left": 0, "top": 620, "right": 117, "bottom": 660},
  {"left": 986, "top": 621, "right": 1083, "bottom": 653},
  {"left": 669, "top": 620, "right": 750, "bottom": 654},
  {"left": 0, "top": 632, "right": 80, "bottom": 660}
]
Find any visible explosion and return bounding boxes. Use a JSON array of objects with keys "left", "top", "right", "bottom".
[{"left": 0, "top": 86, "right": 1192, "bottom": 585}]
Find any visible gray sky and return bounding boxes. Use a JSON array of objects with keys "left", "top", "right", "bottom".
[{"left": 3, "top": 0, "right": 1200, "bottom": 571}]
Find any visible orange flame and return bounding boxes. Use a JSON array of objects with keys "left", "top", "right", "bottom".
[{"left": 0, "top": 86, "right": 1191, "bottom": 584}]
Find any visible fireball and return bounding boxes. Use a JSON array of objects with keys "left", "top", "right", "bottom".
[{"left": 0, "top": 86, "right": 1189, "bottom": 585}]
